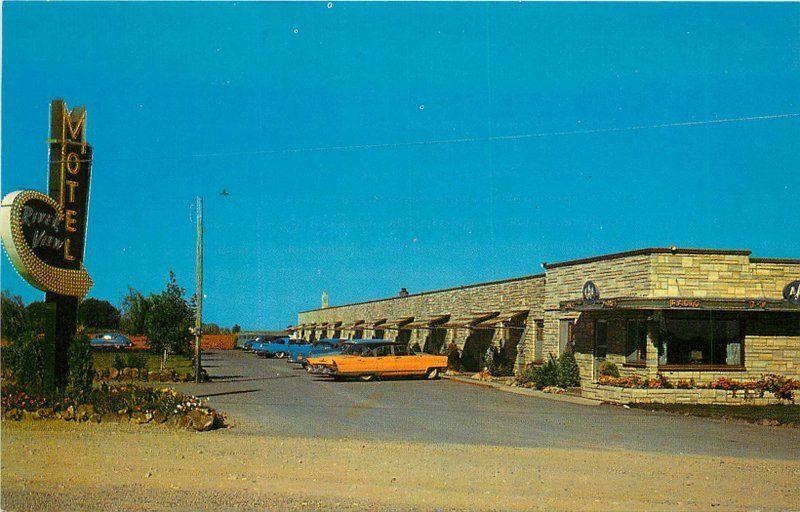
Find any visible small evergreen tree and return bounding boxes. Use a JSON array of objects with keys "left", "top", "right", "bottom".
[
  {"left": 556, "top": 349, "right": 581, "bottom": 388},
  {"left": 533, "top": 354, "right": 559, "bottom": 389}
]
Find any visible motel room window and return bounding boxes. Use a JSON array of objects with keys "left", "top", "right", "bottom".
[
  {"left": 625, "top": 319, "right": 647, "bottom": 364},
  {"left": 664, "top": 312, "right": 743, "bottom": 367}
]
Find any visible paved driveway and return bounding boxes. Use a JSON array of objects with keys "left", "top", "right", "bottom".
[{"left": 176, "top": 350, "right": 799, "bottom": 461}]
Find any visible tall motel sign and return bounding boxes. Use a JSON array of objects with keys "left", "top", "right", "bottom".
[{"left": 1, "top": 100, "right": 94, "bottom": 389}]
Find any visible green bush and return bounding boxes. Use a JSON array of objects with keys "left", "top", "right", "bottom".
[
  {"left": 556, "top": 349, "right": 581, "bottom": 388},
  {"left": 66, "top": 334, "right": 94, "bottom": 402},
  {"left": 445, "top": 343, "right": 462, "bottom": 371},
  {"left": 113, "top": 353, "right": 125, "bottom": 371},
  {"left": 487, "top": 347, "right": 515, "bottom": 377},
  {"left": 123, "top": 352, "right": 147, "bottom": 370},
  {"left": 598, "top": 360, "right": 620, "bottom": 378},
  {"left": 536, "top": 354, "right": 560, "bottom": 389},
  {"left": 4, "top": 332, "right": 49, "bottom": 393}
]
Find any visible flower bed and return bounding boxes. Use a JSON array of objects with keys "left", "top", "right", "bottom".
[
  {"left": 597, "top": 373, "right": 799, "bottom": 400},
  {"left": 1, "top": 382, "right": 226, "bottom": 431},
  {"left": 95, "top": 367, "right": 209, "bottom": 383},
  {"left": 587, "top": 373, "right": 800, "bottom": 405}
]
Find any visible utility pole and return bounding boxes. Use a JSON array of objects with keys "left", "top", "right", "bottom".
[{"left": 194, "top": 196, "right": 203, "bottom": 383}]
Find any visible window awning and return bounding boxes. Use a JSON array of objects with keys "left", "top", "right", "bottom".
[
  {"left": 364, "top": 318, "right": 389, "bottom": 329},
  {"left": 442, "top": 311, "right": 500, "bottom": 328},
  {"left": 560, "top": 297, "right": 800, "bottom": 312},
  {"left": 344, "top": 320, "right": 366, "bottom": 330},
  {"left": 476, "top": 310, "right": 530, "bottom": 327},
  {"left": 405, "top": 314, "right": 450, "bottom": 328},
  {"left": 380, "top": 317, "right": 415, "bottom": 330}
]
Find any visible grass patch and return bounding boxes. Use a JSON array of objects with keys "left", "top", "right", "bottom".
[
  {"left": 632, "top": 403, "right": 800, "bottom": 426},
  {"left": 91, "top": 351, "right": 193, "bottom": 373}
]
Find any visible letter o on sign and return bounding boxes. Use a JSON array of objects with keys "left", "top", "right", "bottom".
[{"left": 784, "top": 280, "right": 800, "bottom": 305}]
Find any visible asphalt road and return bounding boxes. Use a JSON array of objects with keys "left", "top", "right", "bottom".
[{"left": 175, "top": 350, "right": 800, "bottom": 461}]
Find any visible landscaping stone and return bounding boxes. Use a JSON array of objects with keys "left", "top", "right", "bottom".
[
  {"left": 187, "top": 409, "right": 216, "bottom": 431},
  {"left": 89, "top": 413, "right": 102, "bottom": 423},
  {"left": 109, "top": 368, "right": 119, "bottom": 379},
  {"left": 131, "top": 368, "right": 140, "bottom": 379},
  {"left": 35, "top": 407, "right": 54, "bottom": 419},
  {"left": 101, "top": 412, "right": 119, "bottom": 423},
  {"left": 76, "top": 404, "right": 95, "bottom": 421},
  {"left": 62, "top": 405, "right": 76, "bottom": 421}
]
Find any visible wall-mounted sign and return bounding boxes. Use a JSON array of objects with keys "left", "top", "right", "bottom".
[
  {"left": 582, "top": 281, "right": 600, "bottom": 302},
  {"left": 0, "top": 100, "right": 93, "bottom": 298},
  {"left": 668, "top": 299, "right": 701, "bottom": 308},
  {"left": 784, "top": 280, "right": 800, "bottom": 305}
]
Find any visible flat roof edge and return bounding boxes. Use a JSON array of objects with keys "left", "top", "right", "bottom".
[
  {"left": 542, "top": 247, "right": 752, "bottom": 270},
  {"left": 298, "top": 273, "right": 545, "bottom": 314}
]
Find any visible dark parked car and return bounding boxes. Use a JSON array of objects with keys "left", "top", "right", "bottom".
[{"left": 89, "top": 332, "right": 133, "bottom": 349}]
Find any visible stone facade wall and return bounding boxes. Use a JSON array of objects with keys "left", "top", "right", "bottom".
[
  {"left": 295, "top": 248, "right": 800, "bottom": 388},
  {"left": 582, "top": 383, "right": 788, "bottom": 405},
  {"left": 298, "top": 275, "right": 545, "bottom": 364},
  {"left": 650, "top": 254, "right": 797, "bottom": 299}
]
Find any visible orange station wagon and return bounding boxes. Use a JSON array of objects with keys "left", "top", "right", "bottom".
[{"left": 306, "top": 340, "right": 448, "bottom": 381}]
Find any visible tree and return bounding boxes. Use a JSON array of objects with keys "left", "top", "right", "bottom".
[
  {"left": 25, "top": 301, "right": 55, "bottom": 336},
  {"left": 145, "top": 271, "right": 194, "bottom": 355},
  {"left": 1, "top": 291, "right": 28, "bottom": 341},
  {"left": 231, "top": 324, "right": 241, "bottom": 333},
  {"left": 119, "top": 287, "right": 150, "bottom": 335},
  {"left": 202, "top": 323, "right": 221, "bottom": 335},
  {"left": 78, "top": 298, "right": 120, "bottom": 330}
]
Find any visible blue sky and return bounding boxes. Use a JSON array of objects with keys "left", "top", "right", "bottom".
[{"left": 2, "top": 2, "right": 799, "bottom": 329}]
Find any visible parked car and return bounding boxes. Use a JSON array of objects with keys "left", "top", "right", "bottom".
[
  {"left": 306, "top": 340, "right": 447, "bottom": 381},
  {"left": 89, "top": 332, "right": 133, "bottom": 349},
  {"left": 253, "top": 337, "right": 294, "bottom": 358},
  {"left": 290, "top": 339, "right": 343, "bottom": 364}
]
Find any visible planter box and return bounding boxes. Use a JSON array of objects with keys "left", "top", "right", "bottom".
[{"left": 582, "top": 383, "right": 788, "bottom": 405}]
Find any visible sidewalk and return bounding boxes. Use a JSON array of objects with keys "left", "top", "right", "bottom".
[{"left": 443, "top": 374, "right": 601, "bottom": 406}]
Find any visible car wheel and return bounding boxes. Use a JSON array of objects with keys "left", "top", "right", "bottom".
[
  {"left": 275, "top": 352, "right": 286, "bottom": 359},
  {"left": 425, "top": 368, "right": 439, "bottom": 380},
  {"left": 358, "top": 374, "right": 375, "bottom": 382}
]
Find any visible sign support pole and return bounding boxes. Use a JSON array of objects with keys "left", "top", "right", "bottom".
[{"left": 195, "top": 196, "right": 203, "bottom": 383}]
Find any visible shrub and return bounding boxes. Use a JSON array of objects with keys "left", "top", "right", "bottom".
[
  {"left": 487, "top": 347, "right": 515, "bottom": 377},
  {"left": 598, "top": 360, "right": 620, "bottom": 378},
  {"left": 556, "top": 350, "right": 581, "bottom": 388},
  {"left": 66, "top": 334, "right": 94, "bottom": 402},
  {"left": 531, "top": 354, "right": 559, "bottom": 390},
  {"left": 123, "top": 352, "right": 147, "bottom": 371},
  {"left": 445, "top": 343, "right": 462, "bottom": 371},
  {"left": 113, "top": 353, "right": 125, "bottom": 371},
  {"left": 4, "top": 331, "right": 50, "bottom": 393}
]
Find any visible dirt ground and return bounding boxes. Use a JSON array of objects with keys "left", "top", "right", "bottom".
[{"left": 2, "top": 420, "right": 798, "bottom": 512}]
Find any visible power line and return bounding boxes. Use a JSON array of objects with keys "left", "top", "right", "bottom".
[{"left": 59, "top": 112, "right": 800, "bottom": 165}]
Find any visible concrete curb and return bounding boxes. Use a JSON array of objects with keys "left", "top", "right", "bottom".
[{"left": 442, "top": 375, "right": 602, "bottom": 406}]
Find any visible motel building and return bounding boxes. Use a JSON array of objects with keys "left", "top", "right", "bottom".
[{"left": 292, "top": 247, "right": 800, "bottom": 401}]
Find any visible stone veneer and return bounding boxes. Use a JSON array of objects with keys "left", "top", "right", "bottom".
[
  {"left": 297, "top": 248, "right": 800, "bottom": 387},
  {"left": 581, "top": 383, "right": 789, "bottom": 405}
]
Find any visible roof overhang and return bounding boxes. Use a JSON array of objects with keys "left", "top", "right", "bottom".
[
  {"left": 442, "top": 311, "right": 500, "bottom": 328},
  {"left": 405, "top": 314, "right": 450, "bottom": 329},
  {"left": 560, "top": 297, "right": 800, "bottom": 312}
]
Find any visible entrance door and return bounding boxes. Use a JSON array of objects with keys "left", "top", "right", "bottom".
[{"left": 593, "top": 320, "right": 608, "bottom": 379}]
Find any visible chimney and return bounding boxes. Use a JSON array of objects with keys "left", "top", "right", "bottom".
[{"left": 399, "top": 287, "right": 409, "bottom": 297}]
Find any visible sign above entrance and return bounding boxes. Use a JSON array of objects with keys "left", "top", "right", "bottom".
[
  {"left": 784, "top": 280, "right": 800, "bottom": 305},
  {"left": 582, "top": 281, "right": 600, "bottom": 303}
]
